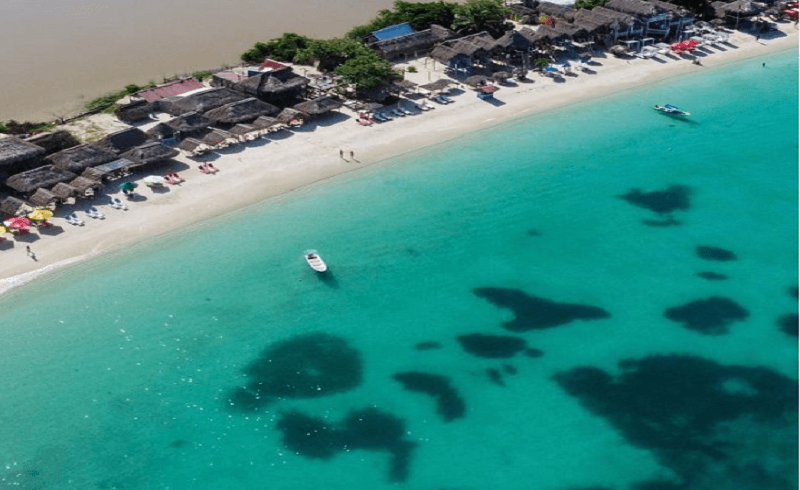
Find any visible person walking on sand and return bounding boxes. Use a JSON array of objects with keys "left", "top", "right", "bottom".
[
  {"left": 349, "top": 150, "right": 354, "bottom": 160},
  {"left": 26, "top": 246, "right": 36, "bottom": 261},
  {"left": 339, "top": 149, "right": 344, "bottom": 159}
]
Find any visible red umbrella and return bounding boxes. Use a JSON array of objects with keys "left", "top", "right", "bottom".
[{"left": 4, "top": 216, "right": 31, "bottom": 230}]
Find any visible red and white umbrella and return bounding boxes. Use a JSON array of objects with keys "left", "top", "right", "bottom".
[{"left": 4, "top": 216, "right": 30, "bottom": 229}]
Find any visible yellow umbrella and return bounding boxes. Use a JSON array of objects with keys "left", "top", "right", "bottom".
[{"left": 28, "top": 209, "right": 54, "bottom": 221}]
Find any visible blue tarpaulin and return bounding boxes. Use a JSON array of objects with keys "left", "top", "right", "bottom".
[{"left": 372, "top": 22, "right": 417, "bottom": 41}]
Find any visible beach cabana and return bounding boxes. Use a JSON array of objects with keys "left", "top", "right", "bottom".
[
  {"left": 493, "top": 30, "right": 534, "bottom": 53},
  {"left": 234, "top": 69, "right": 310, "bottom": 107},
  {"left": 0, "top": 196, "right": 33, "bottom": 216},
  {"left": 293, "top": 96, "right": 343, "bottom": 118},
  {"left": 228, "top": 124, "right": 260, "bottom": 142},
  {"left": 0, "top": 136, "right": 46, "bottom": 175},
  {"left": 5, "top": 165, "right": 77, "bottom": 195},
  {"left": 92, "top": 128, "right": 150, "bottom": 155},
  {"left": 81, "top": 166, "right": 109, "bottom": 183},
  {"left": 28, "top": 188, "right": 59, "bottom": 210},
  {"left": 50, "top": 182, "right": 79, "bottom": 204},
  {"left": 45, "top": 144, "right": 117, "bottom": 173},
  {"left": 167, "top": 88, "right": 248, "bottom": 116},
  {"left": 275, "top": 108, "right": 308, "bottom": 127},
  {"left": 203, "top": 97, "right": 280, "bottom": 126},
  {"left": 93, "top": 157, "right": 138, "bottom": 179},
  {"left": 149, "top": 111, "right": 213, "bottom": 142},
  {"left": 201, "top": 129, "right": 236, "bottom": 149},
  {"left": 121, "top": 142, "right": 179, "bottom": 167},
  {"left": 465, "top": 75, "right": 490, "bottom": 88},
  {"left": 177, "top": 138, "right": 208, "bottom": 156},
  {"left": 477, "top": 84, "right": 500, "bottom": 100},
  {"left": 419, "top": 79, "right": 454, "bottom": 94},
  {"left": 68, "top": 176, "right": 103, "bottom": 198}
]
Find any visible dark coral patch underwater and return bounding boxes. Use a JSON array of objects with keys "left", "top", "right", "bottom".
[
  {"left": 664, "top": 296, "right": 749, "bottom": 335},
  {"left": 696, "top": 271, "right": 728, "bottom": 281},
  {"left": 227, "top": 332, "right": 362, "bottom": 411},
  {"left": 276, "top": 407, "right": 415, "bottom": 482},
  {"left": 695, "top": 246, "right": 737, "bottom": 262},
  {"left": 392, "top": 371, "right": 466, "bottom": 421},
  {"left": 474, "top": 287, "right": 611, "bottom": 332},
  {"left": 778, "top": 314, "right": 798, "bottom": 337},
  {"left": 554, "top": 354, "right": 798, "bottom": 490},
  {"left": 619, "top": 184, "right": 691, "bottom": 215},
  {"left": 456, "top": 333, "right": 528, "bottom": 358}
]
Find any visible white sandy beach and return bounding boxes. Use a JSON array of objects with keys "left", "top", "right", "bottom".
[{"left": 1, "top": 25, "right": 796, "bottom": 294}]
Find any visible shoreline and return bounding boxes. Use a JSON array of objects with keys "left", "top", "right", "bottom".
[{"left": 1, "top": 26, "right": 796, "bottom": 295}]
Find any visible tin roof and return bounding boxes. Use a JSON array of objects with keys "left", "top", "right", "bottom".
[
  {"left": 139, "top": 78, "right": 206, "bottom": 102},
  {"left": 372, "top": 22, "right": 417, "bottom": 41},
  {"left": 259, "top": 59, "right": 288, "bottom": 71}
]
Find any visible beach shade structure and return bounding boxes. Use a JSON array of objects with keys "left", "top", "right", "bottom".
[
  {"left": 4, "top": 216, "right": 31, "bottom": 231},
  {"left": 177, "top": 138, "right": 208, "bottom": 156},
  {"left": 143, "top": 175, "right": 166, "bottom": 187},
  {"left": 203, "top": 97, "right": 280, "bottom": 126},
  {"left": 419, "top": 79, "right": 454, "bottom": 94},
  {"left": 275, "top": 108, "right": 308, "bottom": 127},
  {"left": 5, "top": 165, "right": 77, "bottom": 195},
  {"left": 121, "top": 141, "right": 179, "bottom": 167},
  {"left": 69, "top": 176, "right": 103, "bottom": 198},
  {"left": 293, "top": 96, "right": 343, "bottom": 118},
  {"left": 0, "top": 196, "right": 33, "bottom": 216},
  {"left": 92, "top": 127, "right": 150, "bottom": 155},
  {"left": 118, "top": 182, "right": 138, "bottom": 191},
  {"left": 50, "top": 182, "right": 79, "bottom": 205},
  {"left": 45, "top": 144, "right": 117, "bottom": 173},
  {"left": 492, "top": 71, "right": 511, "bottom": 84},
  {"left": 28, "top": 209, "right": 54, "bottom": 222},
  {"left": 28, "top": 188, "right": 59, "bottom": 210},
  {"left": 465, "top": 75, "right": 489, "bottom": 88}
]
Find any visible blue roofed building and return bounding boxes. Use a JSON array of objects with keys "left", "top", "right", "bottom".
[{"left": 366, "top": 23, "right": 456, "bottom": 61}]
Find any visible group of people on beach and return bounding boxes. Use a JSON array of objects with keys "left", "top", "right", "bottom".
[{"left": 339, "top": 149, "right": 355, "bottom": 161}]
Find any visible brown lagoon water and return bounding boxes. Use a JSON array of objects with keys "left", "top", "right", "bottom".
[{"left": 0, "top": 0, "right": 416, "bottom": 122}]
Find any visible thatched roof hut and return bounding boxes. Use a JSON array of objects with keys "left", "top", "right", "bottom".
[
  {"left": 69, "top": 176, "right": 103, "bottom": 197},
  {"left": 146, "top": 123, "right": 177, "bottom": 140},
  {"left": 419, "top": 79, "right": 454, "bottom": 92},
  {"left": 168, "top": 88, "right": 247, "bottom": 116},
  {"left": 493, "top": 30, "right": 534, "bottom": 52},
  {"left": 45, "top": 144, "right": 117, "bottom": 173},
  {"left": 92, "top": 128, "right": 150, "bottom": 155},
  {"left": 28, "top": 188, "right": 59, "bottom": 209},
  {"left": 370, "top": 24, "right": 457, "bottom": 59},
  {"left": 5, "top": 165, "right": 77, "bottom": 195},
  {"left": 228, "top": 124, "right": 259, "bottom": 137},
  {"left": 430, "top": 45, "right": 466, "bottom": 65},
  {"left": 604, "top": 0, "right": 658, "bottom": 17},
  {"left": 25, "top": 130, "right": 80, "bottom": 156},
  {"left": 201, "top": 129, "right": 235, "bottom": 146},
  {"left": 177, "top": 138, "right": 206, "bottom": 154},
  {"left": 252, "top": 116, "right": 280, "bottom": 131},
  {"left": 93, "top": 158, "right": 137, "bottom": 178},
  {"left": 293, "top": 96, "right": 343, "bottom": 117},
  {"left": 203, "top": 97, "right": 280, "bottom": 125},
  {"left": 537, "top": 1, "right": 574, "bottom": 19},
  {"left": 120, "top": 142, "right": 179, "bottom": 167},
  {"left": 50, "top": 182, "right": 79, "bottom": 202},
  {"left": 148, "top": 112, "right": 213, "bottom": 141},
  {"left": 116, "top": 99, "right": 155, "bottom": 122},
  {"left": 81, "top": 166, "right": 108, "bottom": 182},
  {"left": 275, "top": 108, "right": 309, "bottom": 125},
  {"left": 235, "top": 69, "right": 310, "bottom": 106},
  {"left": 0, "top": 136, "right": 46, "bottom": 171},
  {"left": 0, "top": 196, "right": 32, "bottom": 216},
  {"left": 465, "top": 75, "right": 490, "bottom": 87}
]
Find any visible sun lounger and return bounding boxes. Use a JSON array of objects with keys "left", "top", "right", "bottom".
[
  {"left": 86, "top": 206, "right": 105, "bottom": 219},
  {"left": 110, "top": 197, "right": 128, "bottom": 210},
  {"left": 441, "top": 95, "right": 455, "bottom": 103},
  {"left": 65, "top": 213, "right": 83, "bottom": 226},
  {"left": 392, "top": 108, "right": 406, "bottom": 117},
  {"left": 357, "top": 118, "right": 373, "bottom": 126},
  {"left": 400, "top": 106, "right": 414, "bottom": 115},
  {"left": 372, "top": 113, "right": 385, "bottom": 122},
  {"left": 381, "top": 111, "right": 394, "bottom": 120}
]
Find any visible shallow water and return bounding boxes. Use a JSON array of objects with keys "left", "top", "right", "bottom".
[{"left": 0, "top": 49, "right": 797, "bottom": 490}]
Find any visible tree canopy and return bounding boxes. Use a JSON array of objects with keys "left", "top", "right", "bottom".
[
  {"left": 240, "top": 33, "right": 312, "bottom": 63},
  {"left": 295, "top": 38, "right": 393, "bottom": 90},
  {"left": 452, "top": 0, "right": 512, "bottom": 37},
  {"left": 346, "top": 1, "right": 458, "bottom": 39}
]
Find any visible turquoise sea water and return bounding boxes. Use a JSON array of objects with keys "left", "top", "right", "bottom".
[{"left": 1, "top": 50, "right": 797, "bottom": 490}]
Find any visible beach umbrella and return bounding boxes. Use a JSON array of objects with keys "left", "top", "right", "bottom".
[
  {"left": 143, "top": 175, "right": 165, "bottom": 186},
  {"left": 4, "top": 216, "right": 31, "bottom": 230},
  {"left": 28, "top": 209, "right": 54, "bottom": 222},
  {"left": 0, "top": 225, "right": 8, "bottom": 236},
  {"left": 118, "top": 182, "right": 138, "bottom": 191}
]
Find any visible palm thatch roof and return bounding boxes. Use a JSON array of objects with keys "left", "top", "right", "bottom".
[
  {"left": 465, "top": 75, "right": 490, "bottom": 87},
  {"left": 235, "top": 70, "right": 310, "bottom": 100},
  {"left": 419, "top": 79, "right": 454, "bottom": 92},
  {"left": 275, "top": 108, "right": 309, "bottom": 125},
  {"left": 28, "top": 188, "right": 59, "bottom": 208},
  {"left": 92, "top": 128, "right": 150, "bottom": 155},
  {"left": 93, "top": 158, "right": 137, "bottom": 176},
  {"left": 69, "top": 176, "right": 103, "bottom": 196},
  {"left": 537, "top": 1, "right": 574, "bottom": 18},
  {"left": 145, "top": 123, "right": 177, "bottom": 139},
  {"left": 81, "top": 166, "right": 108, "bottom": 182},
  {"left": 252, "top": 116, "right": 280, "bottom": 130},
  {"left": 120, "top": 142, "right": 179, "bottom": 166},
  {"left": 430, "top": 45, "right": 465, "bottom": 64},
  {"left": 177, "top": 138, "right": 206, "bottom": 152},
  {"left": 45, "top": 144, "right": 117, "bottom": 173},
  {"left": 168, "top": 88, "right": 248, "bottom": 116},
  {"left": 716, "top": 0, "right": 761, "bottom": 15},
  {"left": 592, "top": 6, "right": 638, "bottom": 28},
  {"left": 0, "top": 136, "right": 46, "bottom": 168},
  {"left": 50, "top": 182, "right": 79, "bottom": 200},
  {"left": 493, "top": 30, "right": 534, "bottom": 51},
  {"left": 228, "top": 124, "right": 258, "bottom": 136},
  {"left": 293, "top": 96, "right": 343, "bottom": 116},
  {"left": 604, "top": 0, "right": 658, "bottom": 16},
  {"left": 517, "top": 27, "right": 540, "bottom": 43},
  {"left": 154, "top": 111, "right": 213, "bottom": 138},
  {"left": 5, "top": 165, "right": 77, "bottom": 194},
  {"left": 203, "top": 97, "right": 280, "bottom": 125},
  {"left": 201, "top": 129, "right": 235, "bottom": 146},
  {"left": 0, "top": 196, "right": 31, "bottom": 216}
]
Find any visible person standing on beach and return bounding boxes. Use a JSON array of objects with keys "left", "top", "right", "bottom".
[
  {"left": 350, "top": 150, "right": 354, "bottom": 160},
  {"left": 339, "top": 149, "right": 344, "bottom": 159}
]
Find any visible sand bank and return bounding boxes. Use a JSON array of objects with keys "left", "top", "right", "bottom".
[{"left": 1, "top": 26, "right": 796, "bottom": 294}]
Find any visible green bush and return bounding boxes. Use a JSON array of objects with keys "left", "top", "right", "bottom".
[
  {"left": 407, "top": 66, "right": 417, "bottom": 73},
  {"left": 240, "top": 34, "right": 312, "bottom": 62},
  {"left": 346, "top": 1, "right": 458, "bottom": 39}
]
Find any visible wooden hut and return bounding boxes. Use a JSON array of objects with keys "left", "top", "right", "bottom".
[
  {"left": 92, "top": 128, "right": 150, "bottom": 155},
  {"left": 228, "top": 124, "right": 259, "bottom": 141},
  {"left": 81, "top": 166, "right": 109, "bottom": 183},
  {"left": 369, "top": 24, "right": 457, "bottom": 60},
  {"left": 203, "top": 97, "right": 280, "bottom": 127},
  {"left": 493, "top": 30, "right": 534, "bottom": 53},
  {"left": 293, "top": 96, "right": 343, "bottom": 118},
  {"left": 234, "top": 69, "right": 310, "bottom": 107},
  {"left": 167, "top": 88, "right": 247, "bottom": 117},
  {"left": 50, "top": 182, "right": 79, "bottom": 204},
  {"left": 148, "top": 112, "right": 213, "bottom": 142},
  {"left": 25, "top": 130, "right": 80, "bottom": 156},
  {"left": 92, "top": 158, "right": 137, "bottom": 180},
  {"left": 0, "top": 136, "right": 46, "bottom": 176},
  {"left": 5, "top": 165, "right": 77, "bottom": 195},
  {"left": 252, "top": 116, "right": 281, "bottom": 135},
  {"left": 177, "top": 138, "right": 208, "bottom": 156},
  {"left": 0, "top": 196, "right": 32, "bottom": 216},
  {"left": 68, "top": 176, "right": 103, "bottom": 198},
  {"left": 275, "top": 108, "right": 309, "bottom": 126},
  {"left": 201, "top": 129, "right": 236, "bottom": 148},
  {"left": 121, "top": 142, "right": 179, "bottom": 167},
  {"left": 45, "top": 144, "right": 117, "bottom": 173},
  {"left": 28, "top": 188, "right": 59, "bottom": 210}
]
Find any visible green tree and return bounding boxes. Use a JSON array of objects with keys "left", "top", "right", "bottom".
[
  {"left": 573, "top": 0, "right": 609, "bottom": 9},
  {"left": 240, "top": 33, "right": 312, "bottom": 63},
  {"left": 346, "top": 1, "right": 458, "bottom": 39},
  {"left": 335, "top": 55, "right": 393, "bottom": 90},
  {"left": 452, "top": 0, "right": 512, "bottom": 37}
]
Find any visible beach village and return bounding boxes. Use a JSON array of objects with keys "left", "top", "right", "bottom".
[{"left": 0, "top": 0, "right": 796, "bottom": 282}]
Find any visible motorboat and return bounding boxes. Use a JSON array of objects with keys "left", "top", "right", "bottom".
[
  {"left": 305, "top": 251, "right": 328, "bottom": 272},
  {"left": 654, "top": 104, "right": 690, "bottom": 116}
]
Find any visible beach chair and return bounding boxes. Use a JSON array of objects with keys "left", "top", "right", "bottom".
[
  {"left": 110, "top": 197, "right": 127, "bottom": 210},
  {"left": 86, "top": 206, "right": 105, "bottom": 219},
  {"left": 392, "top": 108, "right": 406, "bottom": 117},
  {"left": 66, "top": 213, "right": 85, "bottom": 226},
  {"left": 400, "top": 106, "right": 414, "bottom": 115},
  {"left": 381, "top": 111, "right": 394, "bottom": 120},
  {"left": 441, "top": 95, "right": 455, "bottom": 103},
  {"left": 207, "top": 163, "right": 219, "bottom": 173},
  {"left": 199, "top": 163, "right": 211, "bottom": 174},
  {"left": 372, "top": 113, "right": 386, "bottom": 122}
]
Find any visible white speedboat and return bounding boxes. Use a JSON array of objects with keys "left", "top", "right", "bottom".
[
  {"left": 654, "top": 104, "right": 690, "bottom": 116},
  {"left": 305, "top": 251, "right": 328, "bottom": 272}
]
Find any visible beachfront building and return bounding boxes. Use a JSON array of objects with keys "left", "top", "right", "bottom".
[
  {"left": 203, "top": 97, "right": 281, "bottom": 128},
  {"left": 431, "top": 32, "right": 498, "bottom": 75},
  {"left": 366, "top": 22, "right": 457, "bottom": 61},
  {"left": 5, "top": 165, "right": 77, "bottom": 198},
  {"left": 0, "top": 136, "right": 46, "bottom": 179},
  {"left": 146, "top": 112, "right": 213, "bottom": 142},
  {"left": 232, "top": 66, "right": 310, "bottom": 108},
  {"left": 165, "top": 88, "right": 248, "bottom": 117},
  {"left": 45, "top": 144, "right": 117, "bottom": 174},
  {"left": 293, "top": 96, "right": 344, "bottom": 119}
]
